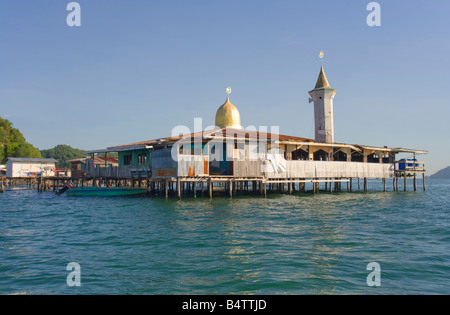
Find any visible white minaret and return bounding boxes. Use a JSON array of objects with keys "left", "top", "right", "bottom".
[{"left": 308, "top": 64, "right": 336, "bottom": 143}]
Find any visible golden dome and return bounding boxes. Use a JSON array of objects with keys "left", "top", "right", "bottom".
[{"left": 215, "top": 97, "right": 242, "bottom": 129}]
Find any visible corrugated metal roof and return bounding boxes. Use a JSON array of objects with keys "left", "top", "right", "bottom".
[
  {"left": 67, "top": 157, "right": 119, "bottom": 165},
  {"left": 107, "top": 128, "right": 315, "bottom": 151},
  {"left": 94, "top": 128, "right": 427, "bottom": 156},
  {"left": 6, "top": 157, "right": 58, "bottom": 163}
]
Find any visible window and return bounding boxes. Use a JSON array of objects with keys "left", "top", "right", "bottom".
[
  {"left": 123, "top": 154, "right": 132, "bottom": 166},
  {"left": 138, "top": 153, "right": 147, "bottom": 165}
]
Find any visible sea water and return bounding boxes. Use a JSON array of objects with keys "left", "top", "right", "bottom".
[{"left": 1, "top": 179, "right": 449, "bottom": 295}]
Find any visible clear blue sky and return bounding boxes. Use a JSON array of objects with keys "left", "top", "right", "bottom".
[{"left": 1, "top": 0, "right": 449, "bottom": 173}]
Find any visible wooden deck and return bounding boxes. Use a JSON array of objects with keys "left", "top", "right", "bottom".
[{"left": 0, "top": 159, "right": 426, "bottom": 196}]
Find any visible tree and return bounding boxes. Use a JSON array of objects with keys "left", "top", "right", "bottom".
[
  {"left": 0, "top": 116, "right": 42, "bottom": 162},
  {"left": 40, "top": 144, "right": 86, "bottom": 168}
]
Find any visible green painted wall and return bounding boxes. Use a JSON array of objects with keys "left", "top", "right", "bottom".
[{"left": 118, "top": 149, "right": 152, "bottom": 167}]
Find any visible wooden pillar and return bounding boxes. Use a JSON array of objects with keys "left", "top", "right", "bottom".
[
  {"left": 358, "top": 178, "right": 360, "bottom": 190},
  {"left": 209, "top": 178, "right": 213, "bottom": 200},
  {"left": 422, "top": 173, "right": 426, "bottom": 191},
  {"left": 413, "top": 173, "right": 417, "bottom": 191},
  {"left": 264, "top": 180, "right": 267, "bottom": 198},
  {"left": 404, "top": 172, "right": 407, "bottom": 191},
  {"left": 165, "top": 179, "right": 169, "bottom": 199},
  {"left": 229, "top": 180, "right": 233, "bottom": 199},
  {"left": 193, "top": 181, "right": 197, "bottom": 198},
  {"left": 177, "top": 177, "right": 181, "bottom": 200},
  {"left": 364, "top": 178, "right": 368, "bottom": 192},
  {"left": 383, "top": 178, "right": 386, "bottom": 192},
  {"left": 1, "top": 177, "right": 5, "bottom": 193},
  {"left": 201, "top": 180, "right": 205, "bottom": 197}
]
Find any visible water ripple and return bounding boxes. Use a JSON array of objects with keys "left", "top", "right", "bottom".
[{"left": 0, "top": 179, "right": 449, "bottom": 294}]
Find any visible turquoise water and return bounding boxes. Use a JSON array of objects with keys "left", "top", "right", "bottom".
[{"left": 1, "top": 179, "right": 449, "bottom": 295}]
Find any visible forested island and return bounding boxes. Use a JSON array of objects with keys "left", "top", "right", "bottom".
[
  {"left": 430, "top": 166, "right": 450, "bottom": 179},
  {"left": 1, "top": 116, "right": 85, "bottom": 167}
]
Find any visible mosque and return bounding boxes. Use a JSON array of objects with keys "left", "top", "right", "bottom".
[{"left": 83, "top": 62, "right": 427, "bottom": 197}]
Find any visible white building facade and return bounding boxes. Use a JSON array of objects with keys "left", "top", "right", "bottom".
[{"left": 6, "top": 158, "right": 57, "bottom": 178}]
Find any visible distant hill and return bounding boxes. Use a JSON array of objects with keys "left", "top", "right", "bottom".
[
  {"left": 430, "top": 166, "right": 450, "bottom": 179},
  {"left": 40, "top": 144, "right": 86, "bottom": 168}
]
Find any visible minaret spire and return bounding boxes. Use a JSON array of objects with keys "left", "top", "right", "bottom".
[
  {"left": 314, "top": 66, "right": 331, "bottom": 90},
  {"left": 308, "top": 52, "right": 337, "bottom": 143}
]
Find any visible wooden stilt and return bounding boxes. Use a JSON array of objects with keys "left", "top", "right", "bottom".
[
  {"left": 264, "top": 180, "right": 267, "bottom": 198},
  {"left": 422, "top": 173, "right": 426, "bottom": 191},
  {"left": 229, "top": 180, "right": 233, "bottom": 199},
  {"left": 209, "top": 178, "right": 213, "bottom": 200},
  {"left": 177, "top": 177, "right": 181, "bottom": 200},
  {"left": 165, "top": 179, "right": 169, "bottom": 199},
  {"left": 193, "top": 181, "right": 197, "bottom": 198},
  {"left": 404, "top": 172, "right": 407, "bottom": 191}
]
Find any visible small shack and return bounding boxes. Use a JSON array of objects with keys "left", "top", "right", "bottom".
[
  {"left": 6, "top": 158, "right": 57, "bottom": 178},
  {"left": 68, "top": 156, "right": 119, "bottom": 178}
]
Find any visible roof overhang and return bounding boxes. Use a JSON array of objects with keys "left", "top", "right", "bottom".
[
  {"left": 83, "top": 145, "right": 153, "bottom": 154},
  {"left": 358, "top": 145, "right": 428, "bottom": 155}
]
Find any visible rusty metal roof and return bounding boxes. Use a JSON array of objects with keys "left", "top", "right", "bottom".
[
  {"left": 67, "top": 156, "right": 119, "bottom": 165},
  {"left": 107, "top": 128, "right": 315, "bottom": 151}
]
